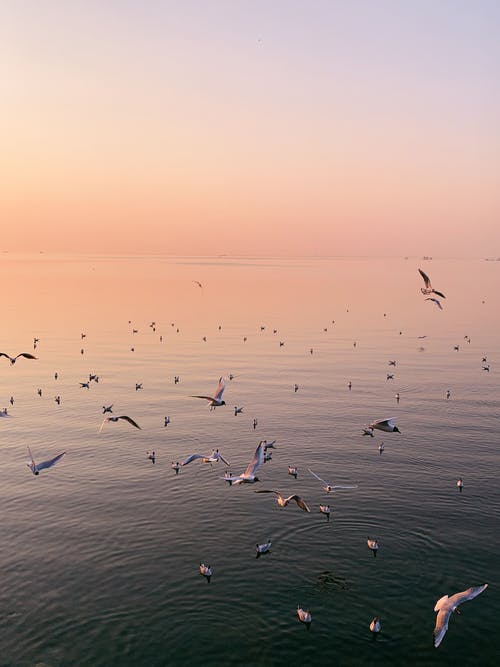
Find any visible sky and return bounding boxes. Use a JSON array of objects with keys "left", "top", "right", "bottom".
[{"left": 1, "top": 0, "right": 499, "bottom": 257}]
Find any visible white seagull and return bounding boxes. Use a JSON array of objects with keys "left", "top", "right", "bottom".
[
  {"left": 367, "top": 538, "right": 379, "bottom": 557},
  {"left": 27, "top": 446, "right": 65, "bottom": 475},
  {"left": 369, "top": 418, "right": 401, "bottom": 433},
  {"left": 309, "top": 468, "right": 358, "bottom": 494},
  {"left": 99, "top": 415, "right": 141, "bottom": 432},
  {"left": 181, "top": 449, "right": 230, "bottom": 466},
  {"left": 191, "top": 377, "right": 226, "bottom": 410},
  {"left": 222, "top": 441, "right": 264, "bottom": 485},
  {"left": 370, "top": 617, "right": 381, "bottom": 633},
  {"left": 433, "top": 584, "right": 488, "bottom": 648},
  {"left": 0, "top": 352, "right": 37, "bottom": 365},
  {"left": 255, "top": 489, "right": 310, "bottom": 512},
  {"left": 256, "top": 539, "right": 272, "bottom": 557},
  {"left": 199, "top": 563, "right": 212, "bottom": 583},
  {"left": 418, "top": 268, "right": 446, "bottom": 299}
]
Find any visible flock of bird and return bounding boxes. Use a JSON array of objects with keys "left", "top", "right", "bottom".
[{"left": 1, "top": 266, "right": 491, "bottom": 653}]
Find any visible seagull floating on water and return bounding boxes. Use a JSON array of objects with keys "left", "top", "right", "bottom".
[
  {"left": 191, "top": 377, "right": 226, "bottom": 410},
  {"left": 256, "top": 539, "right": 272, "bottom": 557},
  {"left": 319, "top": 504, "right": 331, "bottom": 518},
  {"left": 99, "top": 415, "right": 141, "bottom": 432},
  {"left": 367, "top": 538, "right": 379, "bottom": 557},
  {"left": 27, "top": 446, "right": 65, "bottom": 475},
  {"left": 255, "top": 489, "right": 310, "bottom": 512},
  {"left": 370, "top": 617, "right": 381, "bottom": 634},
  {"left": 288, "top": 466, "right": 298, "bottom": 479},
  {"left": 199, "top": 563, "right": 212, "bottom": 583},
  {"left": 457, "top": 477, "right": 464, "bottom": 492},
  {"left": 308, "top": 468, "right": 358, "bottom": 493},
  {"left": 433, "top": 584, "right": 488, "bottom": 648},
  {"left": 297, "top": 606, "right": 312, "bottom": 628},
  {"left": 0, "top": 352, "right": 37, "bottom": 365}
]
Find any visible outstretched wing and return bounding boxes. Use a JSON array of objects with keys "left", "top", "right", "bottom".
[
  {"left": 308, "top": 468, "right": 329, "bottom": 487},
  {"left": 16, "top": 353, "right": 38, "bottom": 361},
  {"left": 181, "top": 453, "right": 205, "bottom": 466},
  {"left": 433, "top": 607, "right": 452, "bottom": 648},
  {"left": 450, "top": 584, "right": 488, "bottom": 607},
  {"left": 217, "top": 452, "right": 230, "bottom": 466},
  {"left": 214, "top": 377, "right": 225, "bottom": 401},
  {"left": 244, "top": 442, "right": 264, "bottom": 477},
  {"left": 433, "top": 289, "right": 446, "bottom": 299},
  {"left": 36, "top": 452, "right": 66, "bottom": 471},
  {"left": 286, "top": 494, "right": 311, "bottom": 512},
  {"left": 118, "top": 415, "right": 141, "bottom": 429},
  {"left": 418, "top": 268, "right": 431, "bottom": 288},
  {"left": 27, "top": 446, "right": 36, "bottom": 470},
  {"left": 370, "top": 418, "right": 393, "bottom": 429},
  {"left": 426, "top": 297, "right": 443, "bottom": 310},
  {"left": 190, "top": 395, "right": 215, "bottom": 402}
]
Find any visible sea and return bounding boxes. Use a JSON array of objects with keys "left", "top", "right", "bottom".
[{"left": 0, "top": 254, "right": 498, "bottom": 667}]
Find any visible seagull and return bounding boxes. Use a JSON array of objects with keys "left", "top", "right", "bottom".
[
  {"left": 27, "top": 447, "right": 65, "bottom": 475},
  {"left": 418, "top": 268, "right": 446, "bottom": 298},
  {"left": 262, "top": 440, "right": 276, "bottom": 451},
  {"left": 171, "top": 461, "right": 180, "bottom": 474},
  {"left": 369, "top": 418, "right": 400, "bottom": 433},
  {"left": 457, "top": 478, "right": 463, "bottom": 492},
  {"left": 191, "top": 377, "right": 226, "bottom": 410},
  {"left": 79, "top": 382, "right": 90, "bottom": 389},
  {"left": 433, "top": 584, "right": 488, "bottom": 648},
  {"left": 379, "top": 442, "right": 385, "bottom": 455},
  {"left": 0, "top": 408, "right": 11, "bottom": 417},
  {"left": 135, "top": 383, "right": 143, "bottom": 391},
  {"left": 199, "top": 563, "right": 212, "bottom": 583},
  {"left": 222, "top": 441, "right": 264, "bottom": 485},
  {"left": 288, "top": 466, "right": 298, "bottom": 478},
  {"left": 147, "top": 450, "right": 156, "bottom": 464},
  {"left": 256, "top": 539, "right": 272, "bottom": 557},
  {"left": 193, "top": 280, "right": 203, "bottom": 289},
  {"left": 319, "top": 504, "right": 331, "bottom": 518},
  {"left": 234, "top": 406, "right": 243, "bottom": 416},
  {"left": 426, "top": 297, "right": 443, "bottom": 310},
  {"left": 370, "top": 617, "right": 381, "bottom": 634},
  {"left": 0, "top": 352, "right": 37, "bottom": 365},
  {"left": 308, "top": 468, "right": 358, "bottom": 493},
  {"left": 102, "top": 405, "right": 113, "bottom": 414},
  {"left": 297, "top": 606, "right": 312, "bottom": 628},
  {"left": 367, "top": 538, "right": 379, "bottom": 557},
  {"left": 255, "top": 489, "right": 310, "bottom": 512},
  {"left": 181, "top": 449, "right": 230, "bottom": 466},
  {"left": 99, "top": 415, "right": 141, "bottom": 432}
]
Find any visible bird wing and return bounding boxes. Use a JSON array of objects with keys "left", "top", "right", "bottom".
[
  {"left": 426, "top": 298, "right": 443, "bottom": 310},
  {"left": 244, "top": 442, "right": 264, "bottom": 476},
  {"left": 98, "top": 419, "right": 108, "bottom": 433},
  {"left": 17, "top": 353, "right": 37, "bottom": 360},
  {"left": 418, "top": 268, "right": 431, "bottom": 288},
  {"left": 255, "top": 489, "right": 281, "bottom": 496},
  {"left": 0, "top": 352, "right": 11, "bottom": 360},
  {"left": 286, "top": 494, "right": 311, "bottom": 512},
  {"left": 36, "top": 452, "right": 66, "bottom": 471},
  {"left": 218, "top": 452, "right": 230, "bottom": 466},
  {"left": 190, "top": 395, "right": 216, "bottom": 402},
  {"left": 118, "top": 415, "right": 141, "bottom": 429},
  {"left": 331, "top": 484, "right": 358, "bottom": 491},
  {"left": 433, "top": 290, "right": 446, "bottom": 299},
  {"left": 181, "top": 453, "right": 205, "bottom": 466},
  {"left": 449, "top": 584, "right": 488, "bottom": 607},
  {"left": 214, "top": 377, "right": 226, "bottom": 401},
  {"left": 308, "top": 468, "right": 329, "bottom": 487},
  {"left": 370, "top": 418, "right": 392, "bottom": 428},
  {"left": 27, "top": 446, "right": 36, "bottom": 469},
  {"left": 433, "top": 607, "right": 452, "bottom": 647}
]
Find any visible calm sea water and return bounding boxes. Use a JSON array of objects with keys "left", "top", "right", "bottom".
[{"left": 0, "top": 255, "right": 498, "bottom": 667}]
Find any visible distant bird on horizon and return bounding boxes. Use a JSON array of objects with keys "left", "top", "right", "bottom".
[
  {"left": 418, "top": 268, "right": 446, "bottom": 299},
  {"left": 0, "top": 352, "right": 37, "bottom": 365},
  {"left": 191, "top": 377, "right": 226, "bottom": 410},
  {"left": 433, "top": 584, "right": 488, "bottom": 648},
  {"left": 27, "top": 446, "right": 65, "bottom": 475},
  {"left": 99, "top": 415, "right": 141, "bottom": 432}
]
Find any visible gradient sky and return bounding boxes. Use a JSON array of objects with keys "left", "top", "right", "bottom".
[{"left": 2, "top": 0, "right": 499, "bottom": 257}]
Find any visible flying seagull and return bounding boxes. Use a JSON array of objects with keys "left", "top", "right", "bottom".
[
  {"left": 255, "top": 489, "right": 310, "bottom": 512},
  {"left": 308, "top": 468, "right": 358, "bottom": 493},
  {"left": 191, "top": 377, "right": 226, "bottom": 410},
  {"left": 181, "top": 449, "right": 230, "bottom": 466},
  {"left": 222, "top": 441, "right": 264, "bottom": 485},
  {"left": 27, "top": 446, "right": 65, "bottom": 475},
  {"left": 99, "top": 415, "right": 141, "bottom": 432},
  {"left": 0, "top": 352, "right": 37, "bottom": 365},
  {"left": 418, "top": 268, "right": 446, "bottom": 299},
  {"left": 369, "top": 418, "right": 401, "bottom": 433},
  {"left": 433, "top": 584, "right": 488, "bottom": 648}
]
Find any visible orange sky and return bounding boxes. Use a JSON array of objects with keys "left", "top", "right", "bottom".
[{"left": 1, "top": 1, "right": 499, "bottom": 257}]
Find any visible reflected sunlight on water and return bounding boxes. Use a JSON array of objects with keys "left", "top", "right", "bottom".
[{"left": 0, "top": 255, "right": 499, "bottom": 666}]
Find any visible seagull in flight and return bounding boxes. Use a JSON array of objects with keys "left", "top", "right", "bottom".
[
  {"left": 99, "top": 415, "right": 141, "bottom": 432},
  {"left": 0, "top": 352, "right": 37, "bottom": 365},
  {"left": 369, "top": 418, "right": 401, "bottom": 433},
  {"left": 433, "top": 584, "right": 488, "bottom": 648},
  {"left": 181, "top": 449, "right": 230, "bottom": 466},
  {"left": 308, "top": 468, "right": 358, "bottom": 493},
  {"left": 222, "top": 441, "right": 264, "bottom": 485},
  {"left": 27, "top": 446, "right": 65, "bottom": 475},
  {"left": 418, "top": 268, "right": 446, "bottom": 299},
  {"left": 191, "top": 377, "right": 226, "bottom": 410},
  {"left": 255, "top": 489, "right": 310, "bottom": 512}
]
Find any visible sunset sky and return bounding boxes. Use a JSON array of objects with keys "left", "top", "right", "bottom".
[{"left": 2, "top": 0, "right": 499, "bottom": 257}]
